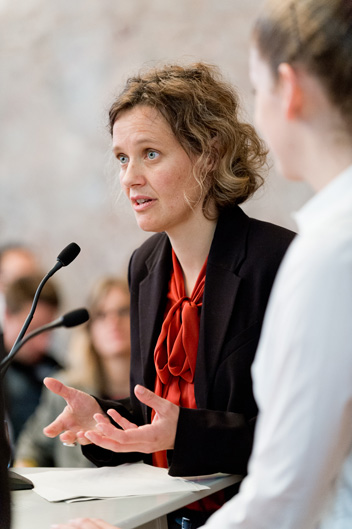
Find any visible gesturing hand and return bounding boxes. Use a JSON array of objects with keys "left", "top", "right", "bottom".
[
  {"left": 43, "top": 377, "right": 104, "bottom": 446},
  {"left": 84, "top": 385, "right": 180, "bottom": 453}
]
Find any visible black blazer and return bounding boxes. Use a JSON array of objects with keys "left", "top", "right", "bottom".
[{"left": 84, "top": 206, "right": 295, "bottom": 477}]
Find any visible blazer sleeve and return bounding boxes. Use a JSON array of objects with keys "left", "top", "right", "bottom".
[
  {"left": 169, "top": 407, "right": 254, "bottom": 477},
  {"left": 169, "top": 324, "right": 260, "bottom": 477}
]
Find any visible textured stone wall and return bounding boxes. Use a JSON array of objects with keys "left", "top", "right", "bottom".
[{"left": 0, "top": 0, "right": 312, "bottom": 317}]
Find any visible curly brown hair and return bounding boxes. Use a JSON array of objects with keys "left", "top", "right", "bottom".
[{"left": 108, "top": 62, "right": 267, "bottom": 218}]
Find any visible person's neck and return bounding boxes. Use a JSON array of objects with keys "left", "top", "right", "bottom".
[
  {"left": 305, "top": 138, "right": 352, "bottom": 192},
  {"left": 296, "top": 102, "right": 352, "bottom": 191},
  {"left": 101, "top": 352, "right": 131, "bottom": 398},
  {"left": 167, "top": 208, "right": 217, "bottom": 297}
]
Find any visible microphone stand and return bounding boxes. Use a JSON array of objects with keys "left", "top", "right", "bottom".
[
  {"left": 7, "top": 464, "right": 34, "bottom": 490},
  {"left": 1, "top": 395, "right": 34, "bottom": 489},
  {"left": 2, "top": 309, "right": 89, "bottom": 490},
  {"left": 1, "top": 243, "right": 82, "bottom": 490}
]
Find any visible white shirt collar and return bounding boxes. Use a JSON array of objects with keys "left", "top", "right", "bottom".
[{"left": 293, "top": 164, "right": 352, "bottom": 233}]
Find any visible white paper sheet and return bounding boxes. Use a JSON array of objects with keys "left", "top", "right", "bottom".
[{"left": 20, "top": 462, "right": 210, "bottom": 502}]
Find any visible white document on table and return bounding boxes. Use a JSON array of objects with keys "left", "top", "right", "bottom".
[{"left": 20, "top": 462, "right": 210, "bottom": 502}]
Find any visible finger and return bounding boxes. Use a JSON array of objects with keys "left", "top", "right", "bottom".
[
  {"left": 95, "top": 421, "right": 126, "bottom": 439},
  {"left": 93, "top": 413, "right": 111, "bottom": 425},
  {"left": 85, "top": 430, "right": 150, "bottom": 453},
  {"left": 84, "top": 430, "right": 128, "bottom": 452},
  {"left": 87, "top": 421, "right": 161, "bottom": 453},
  {"left": 134, "top": 385, "right": 171, "bottom": 416},
  {"left": 106, "top": 409, "right": 138, "bottom": 430},
  {"left": 76, "top": 431, "right": 92, "bottom": 446},
  {"left": 44, "top": 377, "right": 76, "bottom": 401},
  {"left": 44, "top": 413, "right": 70, "bottom": 438},
  {"left": 59, "top": 431, "right": 77, "bottom": 444},
  {"left": 85, "top": 429, "right": 154, "bottom": 453}
]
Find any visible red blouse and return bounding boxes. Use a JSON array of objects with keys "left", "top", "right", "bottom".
[
  {"left": 152, "top": 251, "right": 223, "bottom": 513},
  {"left": 152, "top": 249, "right": 207, "bottom": 468}
]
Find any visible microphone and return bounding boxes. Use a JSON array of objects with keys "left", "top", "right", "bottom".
[
  {"left": 0, "top": 308, "right": 89, "bottom": 376},
  {"left": 56, "top": 243, "right": 81, "bottom": 268},
  {"left": 10, "top": 242, "right": 81, "bottom": 352}
]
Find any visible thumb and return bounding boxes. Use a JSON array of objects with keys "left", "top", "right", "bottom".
[
  {"left": 44, "top": 377, "right": 75, "bottom": 403},
  {"left": 134, "top": 385, "right": 169, "bottom": 415}
]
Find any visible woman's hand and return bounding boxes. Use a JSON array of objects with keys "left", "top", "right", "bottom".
[
  {"left": 51, "top": 518, "right": 119, "bottom": 529},
  {"left": 84, "top": 385, "right": 180, "bottom": 453},
  {"left": 43, "top": 377, "right": 104, "bottom": 446}
]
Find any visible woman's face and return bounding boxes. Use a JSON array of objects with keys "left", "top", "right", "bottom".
[
  {"left": 112, "top": 105, "right": 203, "bottom": 237},
  {"left": 249, "top": 45, "right": 301, "bottom": 181},
  {"left": 90, "top": 286, "right": 130, "bottom": 359}
]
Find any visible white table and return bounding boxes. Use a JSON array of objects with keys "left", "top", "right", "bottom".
[{"left": 12, "top": 468, "right": 242, "bottom": 529}]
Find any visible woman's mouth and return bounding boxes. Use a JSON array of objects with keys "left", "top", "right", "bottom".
[{"left": 132, "top": 197, "right": 155, "bottom": 211}]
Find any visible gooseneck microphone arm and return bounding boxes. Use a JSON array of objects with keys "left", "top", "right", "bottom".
[
  {"left": 0, "top": 308, "right": 89, "bottom": 377},
  {"left": 9, "top": 242, "right": 81, "bottom": 353}
]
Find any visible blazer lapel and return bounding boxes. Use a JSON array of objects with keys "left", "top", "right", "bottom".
[
  {"left": 138, "top": 235, "right": 172, "bottom": 390},
  {"left": 195, "top": 206, "right": 250, "bottom": 407}
]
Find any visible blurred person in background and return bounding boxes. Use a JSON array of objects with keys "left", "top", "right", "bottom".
[
  {"left": 0, "top": 243, "right": 40, "bottom": 360},
  {"left": 14, "top": 277, "right": 131, "bottom": 468},
  {"left": 0, "top": 244, "right": 39, "bottom": 294},
  {"left": 3, "top": 274, "right": 61, "bottom": 445}
]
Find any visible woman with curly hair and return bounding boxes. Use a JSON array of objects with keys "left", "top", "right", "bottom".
[{"left": 44, "top": 61, "right": 294, "bottom": 528}]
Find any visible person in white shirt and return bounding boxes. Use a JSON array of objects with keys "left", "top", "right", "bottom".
[
  {"left": 199, "top": 0, "right": 352, "bottom": 527},
  {"left": 51, "top": 0, "right": 352, "bottom": 528}
]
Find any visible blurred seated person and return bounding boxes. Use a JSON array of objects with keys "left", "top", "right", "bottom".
[
  {"left": 14, "top": 277, "right": 131, "bottom": 468},
  {"left": 3, "top": 273, "right": 61, "bottom": 444},
  {"left": 0, "top": 243, "right": 40, "bottom": 360}
]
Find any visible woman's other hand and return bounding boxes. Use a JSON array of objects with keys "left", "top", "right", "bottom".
[{"left": 84, "top": 385, "right": 180, "bottom": 453}]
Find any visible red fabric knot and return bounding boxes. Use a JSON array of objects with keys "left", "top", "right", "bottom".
[
  {"left": 153, "top": 250, "right": 207, "bottom": 408},
  {"left": 152, "top": 251, "right": 223, "bottom": 512}
]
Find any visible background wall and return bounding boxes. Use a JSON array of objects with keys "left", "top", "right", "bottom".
[{"left": 0, "top": 0, "right": 312, "bottom": 324}]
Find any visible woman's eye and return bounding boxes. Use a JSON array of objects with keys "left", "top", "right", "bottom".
[
  {"left": 117, "top": 154, "right": 128, "bottom": 165},
  {"left": 147, "top": 150, "right": 159, "bottom": 160}
]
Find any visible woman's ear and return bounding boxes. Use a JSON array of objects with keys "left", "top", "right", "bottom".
[{"left": 277, "top": 63, "right": 303, "bottom": 120}]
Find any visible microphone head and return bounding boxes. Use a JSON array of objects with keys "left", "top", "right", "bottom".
[
  {"left": 61, "top": 308, "right": 89, "bottom": 328},
  {"left": 57, "top": 243, "right": 81, "bottom": 267}
]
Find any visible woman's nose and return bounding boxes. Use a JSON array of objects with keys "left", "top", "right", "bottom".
[{"left": 120, "top": 160, "right": 145, "bottom": 188}]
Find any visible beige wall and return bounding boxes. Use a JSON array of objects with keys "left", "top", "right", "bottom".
[{"left": 0, "top": 0, "right": 313, "bottom": 319}]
